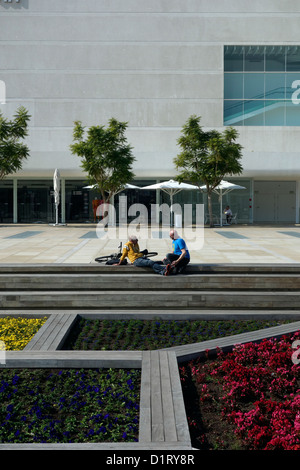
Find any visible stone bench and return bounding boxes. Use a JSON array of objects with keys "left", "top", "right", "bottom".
[
  {"left": 2, "top": 289, "right": 300, "bottom": 310},
  {"left": 24, "top": 313, "right": 77, "bottom": 351},
  {"left": 139, "top": 350, "right": 190, "bottom": 447}
]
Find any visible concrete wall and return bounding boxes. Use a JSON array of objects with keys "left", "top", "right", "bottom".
[{"left": 1, "top": 0, "right": 300, "bottom": 182}]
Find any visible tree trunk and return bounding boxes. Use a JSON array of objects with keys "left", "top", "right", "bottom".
[{"left": 207, "top": 190, "right": 214, "bottom": 227}]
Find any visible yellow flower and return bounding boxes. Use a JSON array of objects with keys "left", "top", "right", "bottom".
[{"left": 0, "top": 316, "right": 47, "bottom": 350}]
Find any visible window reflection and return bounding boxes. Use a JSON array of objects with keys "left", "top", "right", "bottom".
[
  {"left": 265, "top": 73, "right": 285, "bottom": 99},
  {"left": 0, "top": 181, "right": 13, "bottom": 223},
  {"left": 224, "top": 100, "right": 244, "bottom": 125},
  {"left": 286, "top": 100, "right": 300, "bottom": 125},
  {"left": 224, "top": 46, "right": 244, "bottom": 71},
  {"left": 265, "top": 46, "right": 286, "bottom": 71},
  {"left": 224, "top": 73, "right": 243, "bottom": 99},
  {"left": 264, "top": 100, "right": 285, "bottom": 126},
  {"left": 286, "top": 46, "right": 300, "bottom": 71},
  {"left": 224, "top": 45, "right": 300, "bottom": 125},
  {"left": 244, "top": 74, "right": 264, "bottom": 99},
  {"left": 244, "top": 46, "right": 264, "bottom": 72},
  {"left": 244, "top": 101, "right": 265, "bottom": 125}
]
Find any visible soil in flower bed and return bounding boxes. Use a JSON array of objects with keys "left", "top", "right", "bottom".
[
  {"left": 0, "top": 368, "right": 140, "bottom": 443},
  {"left": 180, "top": 331, "right": 300, "bottom": 450},
  {"left": 63, "top": 318, "right": 290, "bottom": 351}
]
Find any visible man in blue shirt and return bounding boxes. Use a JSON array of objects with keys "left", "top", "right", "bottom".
[{"left": 164, "top": 230, "right": 190, "bottom": 274}]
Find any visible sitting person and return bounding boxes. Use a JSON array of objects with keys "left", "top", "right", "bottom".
[
  {"left": 163, "top": 230, "right": 190, "bottom": 274},
  {"left": 117, "top": 235, "right": 172, "bottom": 276},
  {"left": 224, "top": 205, "right": 232, "bottom": 224}
]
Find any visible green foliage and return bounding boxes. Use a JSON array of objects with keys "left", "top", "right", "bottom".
[
  {"left": 0, "top": 368, "right": 140, "bottom": 443},
  {"left": 174, "top": 115, "right": 243, "bottom": 226},
  {"left": 70, "top": 117, "right": 135, "bottom": 201},
  {"left": 64, "top": 318, "right": 289, "bottom": 351},
  {"left": 0, "top": 107, "right": 30, "bottom": 180}
]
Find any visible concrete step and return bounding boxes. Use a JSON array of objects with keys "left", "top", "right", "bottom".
[
  {"left": 1, "top": 263, "right": 300, "bottom": 274},
  {"left": 0, "top": 272, "right": 299, "bottom": 291},
  {"left": 1, "top": 289, "right": 299, "bottom": 310},
  {"left": 1, "top": 264, "right": 299, "bottom": 311}
]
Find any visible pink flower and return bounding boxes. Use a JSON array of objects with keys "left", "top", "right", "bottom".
[{"left": 294, "top": 413, "right": 300, "bottom": 432}]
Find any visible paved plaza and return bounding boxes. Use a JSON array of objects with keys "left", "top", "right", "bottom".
[{"left": 1, "top": 223, "right": 300, "bottom": 265}]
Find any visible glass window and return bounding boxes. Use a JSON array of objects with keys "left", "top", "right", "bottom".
[
  {"left": 265, "top": 46, "right": 286, "bottom": 71},
  {"left": 0, "top": 180, "right": 13, "bottom": 223},
  {"left": 224, "top": 179, "right": 251, "bottom": 224},
  {"left": 244, "top": 101, "right": 265, "bottom": 125},
  {"left": 205, "top": 179, "right": 252, "bottom": 224},
  {"left": 224, "top": 100, "right": 244, "bottom": 125},
  {"left": 286, "top": 73, "right": 300, "bottom": 100},
  {"left": 286, "top": 101, "right": 300, "bottom": 125},
  {"left": 224, "top": 73, "right": 243, "bottom": 99},
  {"left": 264, "top": 100, "right": 285, "bottom": 126},
  {"left": 244, "top": 46, "right": 264, "bottom": 71},
  {"left": 65, "top": 180, "right": 92, "bottom": 223},
  {"left": 224, "top": 45, "right": 300, "bottom": 126},
  {"left": 244, "top": 73, "right": 264, "bottom": 99},
  {"left": 265, "top": 73, "right": 285, "bottom": 99},
  {"left": 224, "top": 46, "right": 244, "bottom": 71},
  {"left": 114, "top": 180, "right": 157, "bottom": 224},
  {"left": 286, "top": 46, "right": 300, "bottom": 72},
  {"left": 17, "top": 180, "right": 53, "bottom": 223}
]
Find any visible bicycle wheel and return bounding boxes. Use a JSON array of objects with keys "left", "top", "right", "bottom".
[
  {"left": 145, "top": 251, "right": 158, "bottom": 258},
  {"left": 94, "top": 255, "right": 113, "bottom": 263}
]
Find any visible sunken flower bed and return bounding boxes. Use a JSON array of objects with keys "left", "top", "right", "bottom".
[
  {"left": 180, "top": 331, "right": 300, "bottom": 450},
  {"left": 63, "top": 318, "right": 289, "bottom": 351},
  {"left": 0, "top": 368, "right": 140, "bottom": 443}
]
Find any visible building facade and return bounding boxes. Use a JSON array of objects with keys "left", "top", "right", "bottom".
[{"left": 1, "top": 0, "right": 300, "bottom": 224}]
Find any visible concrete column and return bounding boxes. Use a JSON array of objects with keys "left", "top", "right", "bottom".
[
  {"left": 155, "top": 179, "right": 160, "bottom": 224},
  {"left": 61, "top": 178, "right": 65, "bottom": 224},
  {"left": 296, "top": 180, "right": 300, "bottom": 224},
  {"left": 13, "top": 178, "right": 17, "bottom": 223}
]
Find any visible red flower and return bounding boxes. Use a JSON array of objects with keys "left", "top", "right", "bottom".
[{"left": 185, "top": 331, "right": 300, "bottom": 450}]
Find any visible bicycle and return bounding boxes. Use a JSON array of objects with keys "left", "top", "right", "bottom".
[{"left": 94, "top": 242, "right": 158, "bottom": 264}]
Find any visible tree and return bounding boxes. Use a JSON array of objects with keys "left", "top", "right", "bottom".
[
  {"left": 0, "top": 107, "right": 30, "bottom": 180},
  {"left": 70, "top": 118, "right": 135, "bottom": 206},
  {"left": 174, "top": 115, "right": 243, "bottom": 227}
]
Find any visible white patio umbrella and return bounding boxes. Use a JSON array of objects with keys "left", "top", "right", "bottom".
[
  {"left": 141, "top": 179, "right": 199, "bottom": 225},
  {"left": 53, "top": 168, "right": 60, "bottom": 225},
  {"left": 82, "top": 183, "right": 139, "bottom": 193},
  {"left": 200, "top": 180, "right": 246, "bottom": 226},
  {"left": 116, "top": 183, "right": 140, "bottom": 192}
]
